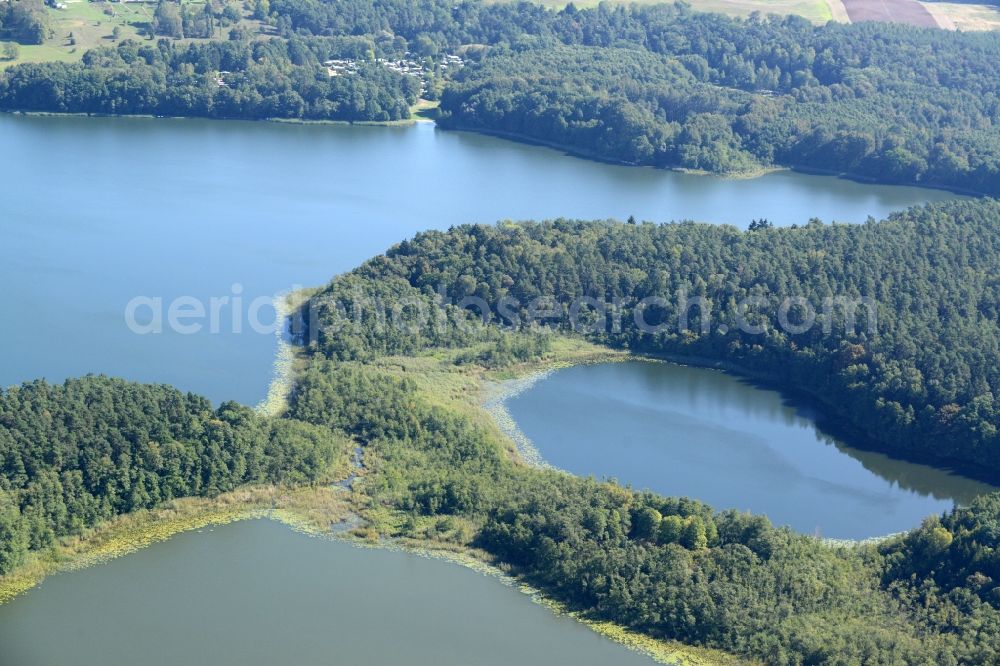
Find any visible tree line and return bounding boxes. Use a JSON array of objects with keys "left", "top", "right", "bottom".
[
  {"left": 254, "top": 0, "right": 1000, "bottom": 191},
  {"left": 0, "top": 36, "right": 419, "bottom": 121},
  {"left": 0, "top": 376, "right": 345, "bottom": 575},
  {"left": 3, "top": 0, "right": 1000, "bottom": 189}
]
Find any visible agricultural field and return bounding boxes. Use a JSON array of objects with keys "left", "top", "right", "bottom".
[
  {"left": 922, "top": 1, "right": 1000, "bottom": 29},
  {"left": 843, "top": 0, "right": 938, "bottom": 26},
  {"left": 526, "top": 0, "right": 843, "bottom": 23},
  {"left": 522, "top": 0, "right": 1000, "bottom": 28}
]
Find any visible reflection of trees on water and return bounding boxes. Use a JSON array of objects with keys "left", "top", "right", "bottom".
[
  {"left": 626, "top": 360, "right": 998, "bottom": 504},
  {"left": 735, "top": 368, "right": 997, "bottom": 505},
  {"left": 633, "top": 360, "right": 809, "bottom": 427},
  {"left": 822, "top": 435, "right": 995, "bottom": 505}
]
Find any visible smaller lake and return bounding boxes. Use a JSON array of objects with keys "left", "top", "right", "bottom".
[
  {"left": 506, "top": 361, "right": 997, "bottom": 539},
  {"left": 0, "top": 520, "right": 657, "bottom": 666}
]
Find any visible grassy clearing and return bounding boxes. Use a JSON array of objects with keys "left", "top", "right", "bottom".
[
  {"left": 411, "top": 97, "right": 440, "bottom": 121},
  {"left": 358, "top": 98, "right": 442, "bottom": 125},
  {"left": 0, "top": 43, "right": 78, "bottom": 69},
  {"left": 353, "top": 98, "right": 441, "bottom": 125},
  {"left": 371, "top": 336, "right": 625, "bottom": 427},
  {"left": 921, "top": 2, "right": 1000, "bottom": 30},
  {"left": 360, "top": 337, "right": 628, "bottom": 471},
  {"left": 1, "top": 0, "right": 150, "bottom": 68},
  {"left": 824, "top": 0, "right": 851, "bottom": 22}
]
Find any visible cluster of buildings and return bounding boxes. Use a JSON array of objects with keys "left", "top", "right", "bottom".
[
  {"left": 440, "top": 53, "right": 462, "bottom": 69},
  {"left": 382, "top": 57, "right": 424, "bottom": 76},
  {"left": 323, "top": 58, "right": 362, "bottom": 77},
  {"left": 324, "top": 53, "right": 464, "bottom": 79},
  {"left": 209, "top": 52, "right": 464, "bottom": 91}
]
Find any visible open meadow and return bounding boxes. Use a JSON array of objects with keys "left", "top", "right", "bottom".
[{"left": 1, "top": 0, "right": 150, "bottom": 69}]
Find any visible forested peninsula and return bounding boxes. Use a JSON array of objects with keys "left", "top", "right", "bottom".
[
  {"left": 0, "top": 377, "right": 344, "bottom": 574},
  {"left": 3, "top": 1, "right": 1000, "bottom": 192},
  {"left": 4, "top": 199, "right": 1000, "bottom": 664},
  {"left": 308, "top": 199, "right": 1000, "bottom": 481}
]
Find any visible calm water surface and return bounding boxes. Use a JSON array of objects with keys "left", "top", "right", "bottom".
[
  {"left": 0, "top": 520, "right": 657, "bottom": 666},
  {"left": 0, "top": 114, "right": 959, "bottom": 404},
  {"left": 506, "top": 362, "right": 997, "bottom": 539}
]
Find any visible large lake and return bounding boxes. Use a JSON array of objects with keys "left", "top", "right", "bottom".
[
  {"left": 0, "top": 114, "right": 958, "bottom": 405},
  {"left": 0, "top": 519, "right": 657, "bottom": 666},
  {"left": 506, "top": 361, "right": 997, "bottom": 539}
]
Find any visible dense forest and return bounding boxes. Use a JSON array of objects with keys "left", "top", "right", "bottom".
[
  {"left": 303, "top": 199, "right": 1000, "bottom": 482},
  {"left": 436, "top": 6, "right": 1000, "bottom": 191},
  {"left": 440, "top": 45, "right": 763, "bottom": 171},
  {"left": 0, "top": 376, "right": 343, "bottom": 574},
  {"left": 0, "top": 37, "right": 419, "bottom": 120},
  {"left": 439, "top": 37, "right": 1000, "bottom": 183},
  {"left": 2, "top": 0, "right": 1000, "bottom": 189}
]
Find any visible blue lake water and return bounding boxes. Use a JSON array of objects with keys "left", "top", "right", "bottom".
[
  {"left": 506, "top": 361, "right": 997, "bottom": 539},
  {"left": 0, "top": 114, "right": 958, "bottom": 404}
]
